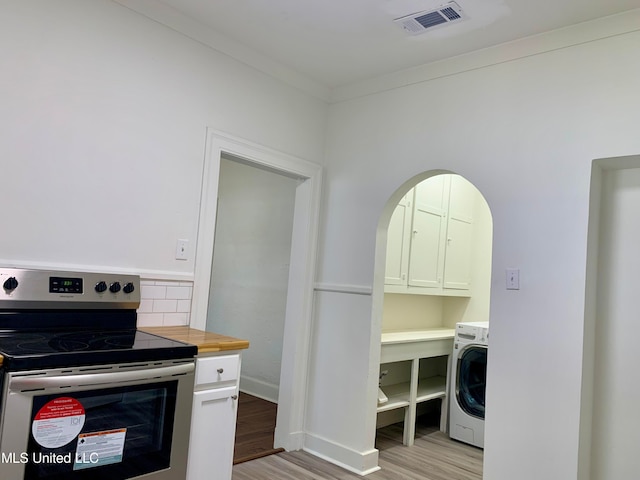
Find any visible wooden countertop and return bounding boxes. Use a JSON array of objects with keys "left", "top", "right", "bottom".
[{"left": 140, "top": 326, "right": 250, "bottom": 354}]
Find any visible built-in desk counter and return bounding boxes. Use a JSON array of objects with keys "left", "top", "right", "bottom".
[
  {"left": 379, "top": 328, "right": 455, "bottom": 446},
  {"left": 380, "top": 328, "right": 454, "bottom": 362}
]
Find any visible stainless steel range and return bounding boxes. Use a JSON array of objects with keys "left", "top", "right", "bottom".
[{"left": 0, "top": 268, "right": 197, "bottom": 480}]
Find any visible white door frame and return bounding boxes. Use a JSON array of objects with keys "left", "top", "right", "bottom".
[{"left": 191, "top": 129, "right": 323, "bottom": 451}]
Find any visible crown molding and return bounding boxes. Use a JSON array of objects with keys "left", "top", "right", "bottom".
[
  {"left": 112, "top": 0, "right": 331, "bottom": 102},
  {"left": 111, "top": 2, "right": 640, "bottom": 105},
  {"left": 330, "top": 8, "right": 640, "bottom": 103}
]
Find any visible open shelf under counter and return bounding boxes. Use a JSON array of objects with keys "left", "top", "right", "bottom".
[
  {"left": 376, "top": 382, "right": 411, "bottom": 413},
  {"left": 416, "top": 375, "right": 447, "bottom": 403},
  {"left": 376, "top": 374, "right": 447, "bottom": 415},
  {"left": 378, "top": 328, "right": 454, "bottom": 446}
]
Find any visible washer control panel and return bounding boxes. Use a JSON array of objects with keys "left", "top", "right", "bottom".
[{"left": 455, "top": 321, "right": 489, "bottom": 344}]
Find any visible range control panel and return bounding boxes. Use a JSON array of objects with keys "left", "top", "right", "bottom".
[
  {"left": 0, "top": 268, "right": 140, "bottom": 309},
  {"left": 49, "top": 276, "right": 83, "bottom": 294}
]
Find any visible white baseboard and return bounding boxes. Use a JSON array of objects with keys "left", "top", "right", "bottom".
[
  {"left": 303, "top": 433, "right": 380, "bottom": 476},
  {"left": 239, "top": 375, "right": 279, "bottom": 403}
]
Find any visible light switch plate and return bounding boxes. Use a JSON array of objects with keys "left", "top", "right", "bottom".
[
  {"left": 506, "top": 268, "right": 520, "bottom": 290},
  {"left": 176, "top": 239, "right": 189, "bottom": 261}
]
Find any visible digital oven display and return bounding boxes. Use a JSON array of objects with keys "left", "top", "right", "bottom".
[{"left": 49, "top": 277, "right": 83, "bottom": 294}]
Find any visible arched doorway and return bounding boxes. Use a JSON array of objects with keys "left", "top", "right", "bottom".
[{"left": 367, "top": 170, "right": 493, "bottom": 474}]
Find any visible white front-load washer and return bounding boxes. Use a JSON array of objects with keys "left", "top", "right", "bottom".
[{"left": 449, "top": 321, "right": 489, "bottom": 448}]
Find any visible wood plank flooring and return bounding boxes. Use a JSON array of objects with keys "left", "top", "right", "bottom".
[
  {"left": 233, "top": 415, "right": 483, "bottom": 479},
  {"left": 234, "top": 392, "right": 284, "bottom": 464}
]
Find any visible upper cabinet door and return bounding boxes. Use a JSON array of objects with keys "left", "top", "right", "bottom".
[
  {"left": 385, "top": 190, "right": 413, "bottom": 286},
  {"left": 443, "top": 176, "right": 475, "bottom": 290},
  {"left": 407, "top": 176, "right": 449, "bottom": 289}
]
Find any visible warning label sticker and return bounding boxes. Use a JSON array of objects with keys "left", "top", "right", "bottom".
[
  {"left": 73, "top": 428, "right": 127, "bottom": 470},
  {"left": 31, "top": 397, "right": 85, "bottom": 448}
]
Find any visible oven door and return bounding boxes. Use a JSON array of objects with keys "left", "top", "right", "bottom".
[{"left": 0, "top": 360, "right": 195, "bottom": 480}]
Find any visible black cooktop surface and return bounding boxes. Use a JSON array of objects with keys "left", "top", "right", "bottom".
[{"left": 0, "top": 329, "right": 197, "bottom": 371}]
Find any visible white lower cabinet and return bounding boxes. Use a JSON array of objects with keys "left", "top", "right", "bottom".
[{"left": 187, "top": 353, "right": 242, "bottom": 480}]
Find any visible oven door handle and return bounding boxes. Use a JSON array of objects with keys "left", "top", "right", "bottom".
[{"left": 10, "top": 362, "right": 195, "bottom": 392}]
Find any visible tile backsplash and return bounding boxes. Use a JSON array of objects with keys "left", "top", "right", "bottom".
[{"left": 137, "top": 279, "right": 193, "bottom": 327}]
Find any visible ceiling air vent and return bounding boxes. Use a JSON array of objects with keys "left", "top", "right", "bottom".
[{"left": 394, "top": 2, "right": 465, "bottom": 35}]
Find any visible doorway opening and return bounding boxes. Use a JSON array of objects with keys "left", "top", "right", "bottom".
[
  {"left": 192, "top": 129, "right": 322, "bottom": 453},
  {"left": 581, "top": 155, "right": 640, "bottom": 480},
  {"left": 207, "top": 154, "right": 297, "bottom": 462},
  {"left": 369, "top": 170, "right": 492, "bottom": 476},
  {"left": 207, "top": 154, "right": 298, "bottom": 401}
]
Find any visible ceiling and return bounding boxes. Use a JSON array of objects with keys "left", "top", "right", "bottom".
[{"left": 126, "top": 0, "right": 640, "bottom": 90}]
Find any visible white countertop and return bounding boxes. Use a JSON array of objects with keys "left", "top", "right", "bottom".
[{"left": 381, "top": 327, "right": 455, "bottom": 345}]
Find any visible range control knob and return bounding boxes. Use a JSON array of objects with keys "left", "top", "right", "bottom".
[
  {"left": 3, "top": 277, "right": 19, "bottom": 291},
  {"left": 95, "top": 281, "right": 108, "bottom": 293},
  {"left": 123, "top": 282, "right": 135, "bottom": 294},
  {"left": 109, "top": 282, "right": 121, "bottom": 293}
]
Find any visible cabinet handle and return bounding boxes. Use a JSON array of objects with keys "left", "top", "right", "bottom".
[
  {"left": 231, "top": 395, "right": 238, "bottom": 400},
  {"left": 217, "top": 368, "right": 224, "bottom": 374}
]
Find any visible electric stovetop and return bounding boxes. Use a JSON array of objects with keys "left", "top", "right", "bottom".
[{"left": 0, "top": 327, "right": 197, "bottom": 371}]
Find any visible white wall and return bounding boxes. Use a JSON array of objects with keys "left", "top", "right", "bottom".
[
  {"left": 308, "top": 20, "right": 640, "bottom": 480},
  {"left": 0, "top": 0, "right": 326, "bottom": 279},
  {"left": 206, "top": 157, "right": 298, "bottom": 402},
  {"left": 589, "top": 166, "right": 640, "bottom": 479},
  {"left": 382, "top": 293, "right": 444, "bottom": 331},
  {"left": 5, "top": 2, "right": 640, "bottom": 477}
]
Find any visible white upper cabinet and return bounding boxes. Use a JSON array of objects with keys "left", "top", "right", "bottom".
[
  {"left": 407, "top": 175, "right": 448, "bottom": 290},
  {"left": 384, "top": 190, "right": 413, "bottom": 286},
  {"left": 385, "top": 174, "right": 479, "bottom": 297},
  {"left": 442, "top": 175, "right": 475, "bottom": 291}
]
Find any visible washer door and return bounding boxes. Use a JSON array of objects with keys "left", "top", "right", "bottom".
[{"left": 456, "top": 345, "right": 487, "bottom": 419}]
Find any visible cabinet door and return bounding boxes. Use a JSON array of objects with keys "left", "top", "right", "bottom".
[
  {"left": 443, "top": 176, "right": 475, "bottom": 290},
  {"left": 408, "top": 176, "right": 448, "bottom": 289},
  {"left": 187, "top": 386, "right": 238, "bottom": 480},
  {"left": 385, "top": 190, "right": 413, "bottom": 285}
]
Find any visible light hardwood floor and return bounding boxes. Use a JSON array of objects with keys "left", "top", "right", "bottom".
[{"left": 233, "top": 416, "right": 483, "bottom": 480}]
